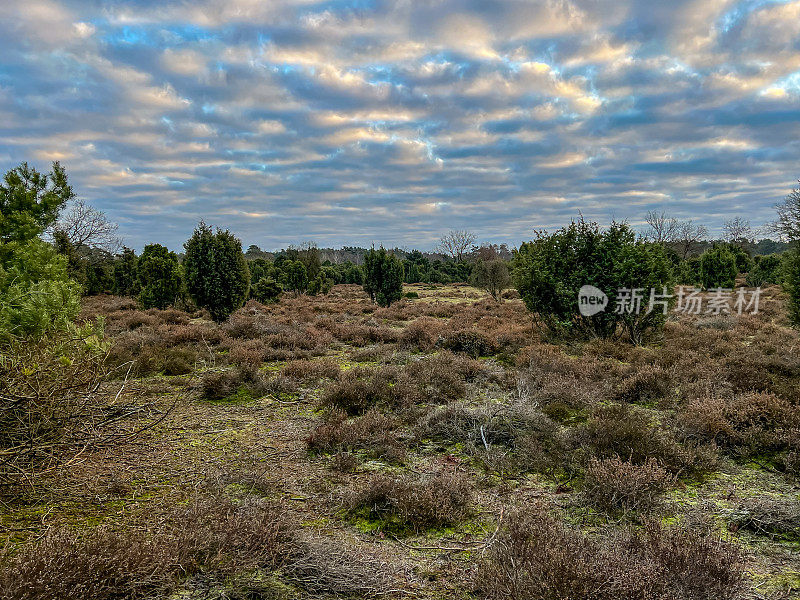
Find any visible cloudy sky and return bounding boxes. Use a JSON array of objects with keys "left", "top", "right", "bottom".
[{"left": 2, "top": 0, "right": 799, "bottom": 251}]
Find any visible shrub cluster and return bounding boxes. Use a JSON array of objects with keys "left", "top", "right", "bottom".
[
  {"left": 512, "top": 220, "right": 673, "bottom": 344},
  {"left": 346, "top": 472, "right": 472, "bottom": 533},
  {"left": 582, "top": 456, "right": 676, "bottom": 513},
  {"left": 475, "top": 509, "right": 746, "bottom": 600}
]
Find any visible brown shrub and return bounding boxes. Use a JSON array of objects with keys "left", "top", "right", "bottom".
[
  {"left": 307, "top": 408, "right": 404, "bottom": 462},
  {"left": 158, "top": 346, "right": 199, "bottom": 375},
  {"left": 680, "top": 392, "right": 800, "bottom": 461},
  {"left": 614, "top": 365, "right": 673, "bottom": 405},
  {"left": 319, "top": 367, "right": 402, "bottom": 415},
  {"left": 398, "top": 317, "right": 444, "bottom": 351},
  {"left": 223, "top": 307, "right": 279, "bottom": 339},
  {"left": 198, "top": 367, "right": 271, "bottom": 401},
  {"left": 347, "top": 472, "right": 472, "bottom": 533},
  {"left": 475, "top": 509, "right": 745, "bottom": 600},
  {"left": 728, "top": 497, "right": 800, "bottom": 540},
  {"left": 436, "top": 329, "right": 497, "bottom": 357},
  {"left": 580, "top": 404, "right": 718, "bottom": 476},
  {"left": 106, "top": 329, "right": 200, "bottom": 377},
  {"left": 415, "top": 403, "right": 566, "bottom": 475},
  {"left": 0, "top": 496, "right": 291, "bottom": 600},
  {"left": 402, "top": 353, "right": 469, "bottom": 403},
  {"left": 281, "top": 358, "right": 341, "bottom": 381},
  {"left": 583, "top": 456, "right": 676, "bottom": 513},
  {"left": 199, "top": 369, "right": 242, "bottom": 401},
  {"left": 118, "top": 310, "right": 157, "bottom": 330}
]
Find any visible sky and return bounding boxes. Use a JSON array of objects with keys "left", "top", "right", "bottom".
[{"left": 1, "top": 0, "right": 800, "bottom": 252}]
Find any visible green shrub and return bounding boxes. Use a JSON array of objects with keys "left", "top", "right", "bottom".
[
  {"left": 0, "top": 161, "right": 73, "bottom": 244},
  {"left": 183, "top": 223, "right": 250, "bottom": 322},
  {"left": 307, "top": 275, "right": 333, "bottom": 296},
  {"left": 112, "top": 247, "right": 139, "bottom": 297},
  {"left": 0, "top": 162, "right": 80, "bottom": 339},
  {"left": 281, "top": 260, "right": 308, "bottom": 295},
  {"left": 700, "top": 244, "right": 737, "bottom": 289},
  {"left": 137, "top": 244, "right": 182, "bottom": 310},
  {"left": 512, "top": 220, "right": 673, "bottom": 344},
  {"left": 251, "top": 277, "right": 282, "bottom": 303},
  {"left": 363, "top": 247, "right": 404, "bottom": 307},
  {"left": 0, "top": 239, "right": 81, "bottom": 339},
  {"left": 727, "top": 244, "right": 753, "bottom": 274},
  {"left": 675, "top": 257, "right": 701, "bottom": 285},
  {"left": 747, "top": 253, "right": 784, "bottom": 287},
  {"left": 784, "top": 247, "right": 800, "bottom": 326}
]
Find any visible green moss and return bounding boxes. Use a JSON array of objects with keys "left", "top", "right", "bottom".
[{"left": 209, "top": 385, "right": 254, "bottom": 404}]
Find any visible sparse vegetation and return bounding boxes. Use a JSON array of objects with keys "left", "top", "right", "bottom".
[{"left": 3, "top": 165, "right": 799, "bottom": 598}]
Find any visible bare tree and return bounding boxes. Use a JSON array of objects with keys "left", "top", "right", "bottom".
[
  {"left": 54, "top": 199, "right": 121, "bottom": 254},
  {"left": 644, "top": 210, "right": 680, "bottom": 244},
  {"left": 772, "top": 181, "right": 800, "bottom": 243},
  {"left": 436, "top": 230, "right": 476, "bottom": 261},
  {"left": 723, "top": 216, "right": 753, "bottom": 246},
  {"left": 673, "top": 220, "right": 709, "bottom": 259}
]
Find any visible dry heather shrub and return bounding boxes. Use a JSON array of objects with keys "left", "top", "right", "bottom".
[
  {"left": 475, "top": 509, "right": 745, "bottom": 600},
  {"left": 199, "top": 368, "right": 271, "bottom": 401},
  {"left": 118, "top": 310, "right": 157, "bottom": 330},
  {"left": 398, "top": 317, "right": 444, "bottom": 351},
  {"left": 583, "top": 456, "right": 676, "bottom": 513},
  {"left": 515, "top": 347, "right": 619, "bottom": 414},
  {"left": 415, "top": 403, "right": 566, "bottom": 475},
  {"left": 347, "top": 472, "right": 472, "bottom": 532},
  {"left": 106, "top": 328, "right": 201, "bottom": 377},
  {"left": 401, "top": 352, "right": 471, "bottom": 403},
  {"left": 614, "top": 365, "right": 673, "bottom": 405},
  {"left": 157, "top": 346, "right": 199, "bottom": 375},
  {"left": 322, "top": 319, "right": 400, "bottom": 347},
  {"left": 200, "top": 369, "right": 243, "bottom": 401},
  {"left": 307, "top": 408, "right": 405, "bottom": 462},
  {"left": 153, "top": 307, "right": 190, "bottom": 325},
  {"left": 222, "top": 304, "right": 276, "bottom": 336},
  {"left": 0, "top": 496, "right": 292, "bottom": 600},
  {"left": 580, "top": 404, "right": 718, "bottom": 476},
  {"left": 437, "top": 329, "right": 497, "bottom": 357},
  {"left": 227, "top": 338, "right": 267, "bottom": 372},
  {"left": 680, "top": 392, "right": 800, "bottom": 461},
  {"left": 281, "top": 358, "right": 340, "bottom": 381},
  {"left": 728, "top": 497, "right": 800, "bottom": 540},
  {"left": 261, "top": 374, "right": 300, "bottom": 400},
  {"left": 320, "top": 367, "right": 402, "bottom": 415},
  {"left": 349, "top": 344, "right": 391, "bottom": 363}
]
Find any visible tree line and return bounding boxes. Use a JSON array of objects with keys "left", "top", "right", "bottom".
[{"left": 2, "top": 160, "right": 800, "bottom": 340}]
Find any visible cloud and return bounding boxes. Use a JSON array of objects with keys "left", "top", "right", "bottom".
[{"left": 0, "top": 0, "right": 799, "bottom": 251}]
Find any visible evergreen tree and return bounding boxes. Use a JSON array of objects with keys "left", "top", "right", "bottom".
[
  {"left": 363, "top": 247, "right": 404, "bottom": 307},
  {"left": 699, "top": 245, "right": 737, "bottom": 289},
  {"left": 282, "top": 260, "right": 308, "bottom": 295},
  {"left": 112, "top": 247, "right": 139, "bottom": 296},
  {"left": 137, "top": 244, "right": 182, "bottom": 310},
  {"left": 183, "top": 223, "right": 250, "bottom": 322}
]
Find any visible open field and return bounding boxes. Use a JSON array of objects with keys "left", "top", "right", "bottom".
[{"left": 2, "top": 283, "right": 799, "bottom": 599}]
